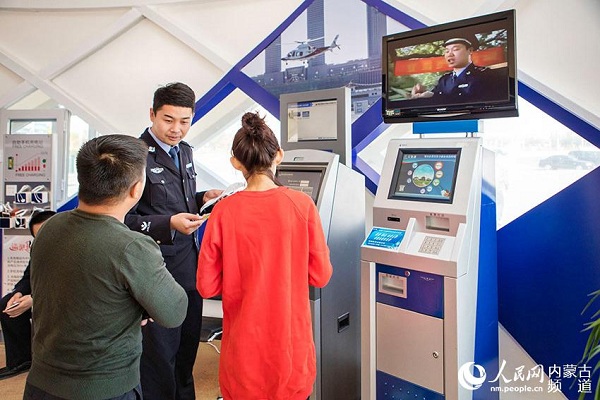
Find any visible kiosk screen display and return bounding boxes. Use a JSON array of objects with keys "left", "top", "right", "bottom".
[
  {"left": 286, "top": 99, "right": 337, "bottom": 142},
  {"left": 276, "top": 166, "right": 326, "bottom": 204},
  {"left": 388, "top": 148, "right": 460, "bottom": 203}
]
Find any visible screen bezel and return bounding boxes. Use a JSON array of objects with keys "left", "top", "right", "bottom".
[
  {"left": 381, "top": 9, "right": 517, "bottom": 123},
  {"left": 387, "top": 148, "right": 461, "bottom": 204},
  {"left": 276, "top": 163, "right": 328, "bottom": 205}
]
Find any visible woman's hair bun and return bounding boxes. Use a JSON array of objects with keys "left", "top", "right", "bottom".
[{"left": 241, "top": 112, "right": 265, "bottom": 133}]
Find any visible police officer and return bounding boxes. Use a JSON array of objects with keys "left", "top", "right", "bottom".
[
  {"left": 125, "top": 82, "right": 221, "bottom": 400},
  {"left": 411, "top": 35, "right": 494, "bottom": 101}
]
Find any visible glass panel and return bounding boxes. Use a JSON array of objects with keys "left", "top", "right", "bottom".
[
  {"left": 9, "top": 120, "right": 56, "bottom": 135},
  {"left": 67, "top": 115, "right": 91, "bottom": 197},
  {"left": 482, "top": 99, "right": 597, "bottom": 228}
]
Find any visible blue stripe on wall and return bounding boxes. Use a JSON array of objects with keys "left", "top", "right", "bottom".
[{"left": 497, "top": 167, "right": 600, "bottom": 400}]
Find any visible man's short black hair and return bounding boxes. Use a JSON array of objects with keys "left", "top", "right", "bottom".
[
  {"left": 29, "top": 210, "right": 56, "bottom": 237},
  {"left": 152, "top": 82, "right": 196, "bottom": 114},
  {"left": 76, "top": 134, "right": 148, "bottom": 206}
]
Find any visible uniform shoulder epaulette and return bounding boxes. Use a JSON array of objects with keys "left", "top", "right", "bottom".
[
  {"left": 473, "top": 65, "right": 488, "bottom": 72},
  {"left": 180, "top": 140, "right": 193, "bottom": 149}
]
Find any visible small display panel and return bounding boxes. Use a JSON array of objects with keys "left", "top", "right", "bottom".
[
  {"left": 286, "top": 99, "right": 337, "bottom": 142},
  {"left": 388, "top": 148, "right": 461, "bottom": 203},
  {"left": 276, "top": 166, "right": 326, "bottom": 204}
]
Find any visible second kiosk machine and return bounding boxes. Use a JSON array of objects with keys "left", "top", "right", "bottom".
[
  {"left": 361, "top": 137, "right": 498, "bottom": 400},
  {"left": 277, "top": 87, "right": 364, "bottom": 400}
]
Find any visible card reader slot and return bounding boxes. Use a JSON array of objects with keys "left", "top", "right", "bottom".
[{"left": 382, "top": 283, "right": 404, "bottom": 296}]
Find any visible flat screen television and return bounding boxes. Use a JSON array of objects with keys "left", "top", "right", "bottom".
[
  {"left": 388, "top": 148, "right": 461, "bottom": 204},
  {"left": 382, "top": 10, "right": 517, "bottom": 123},
  {"left": 276, "top": 165, "right": 327, "bottom": 204}
]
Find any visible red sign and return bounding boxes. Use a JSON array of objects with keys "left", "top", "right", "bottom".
[{"left": 394, "top": 47, "right": 506, "bottom": 76}]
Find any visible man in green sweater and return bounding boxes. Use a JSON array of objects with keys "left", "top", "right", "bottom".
[{"left": 24, "top": 134, "right": 188, "bottom": 400}]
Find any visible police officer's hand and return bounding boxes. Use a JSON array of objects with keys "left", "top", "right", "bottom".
[
  {"left": 203, "top": 189, "right": 223, "bottom": 204},
  {"left": 170, "top": 213, "right": 204, "bottom": 235}
]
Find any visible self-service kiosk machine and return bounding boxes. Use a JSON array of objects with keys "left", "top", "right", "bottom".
[
  {"left": 277, "top": 86, "right": 363, "bottom": 400},
  {"left": 361, "top": 137, "right": 498, "bottom": 400},
  {"left": 277, "top": 149, "right": 364, "bottom": 400}
]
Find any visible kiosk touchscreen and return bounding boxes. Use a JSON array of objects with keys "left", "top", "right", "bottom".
[
  {"left": 387, "top": 149, "right": 460, "bottom": 204},
  {"left": 361, "top": 137, "right": 498, "bottom": 400},
  {"left": 277, "top": 149, "right": 364, "bottom": 400},
  {"left": 276, "top": 165, "right": 326, "bottom": 204}
]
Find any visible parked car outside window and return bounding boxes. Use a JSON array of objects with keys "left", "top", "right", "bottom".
[
  {"left": 538, "top": 155, "right": 594, "bottom": 170},
  {"left": 568, "top": 150, "right": 600, "bottom": 166}
]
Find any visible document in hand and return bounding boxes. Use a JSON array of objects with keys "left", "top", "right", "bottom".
[{"left": 199, "top": 181, "right": 247, "bottom": 215}]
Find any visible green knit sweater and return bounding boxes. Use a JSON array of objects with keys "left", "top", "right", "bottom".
[{"left": 27, "top": 209, "right": 187, "bottom": 400}]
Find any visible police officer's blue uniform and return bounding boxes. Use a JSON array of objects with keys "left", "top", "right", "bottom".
[
  {"left": 430, "top": 63, "right": 494, "bottom": 102},
  {"left": 125, "top": 129, "right": 205, "bottom": 400}
]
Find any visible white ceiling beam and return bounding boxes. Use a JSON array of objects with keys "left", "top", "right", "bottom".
[
  {"left": 39, "top": 8, "right": 143, "bottom": 79},
  {"left": 0, "top": 48, "right": 118, "bottom": 133},
  {"left": 0, "top": 80, "right": 36, "bottom": 110},
  {"left": 135, "top": 4, "right": 232, "bottom": 72},
  {"left": 0, "top": 8, "right": 143, "bottom": 111},
  {"left": 0, "top": 0, "right": 210, "bottom": 11}
]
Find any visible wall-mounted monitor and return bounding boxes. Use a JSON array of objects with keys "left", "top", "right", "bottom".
[
  {"left": 280, "top": 87, "right": 351, "bottom": 166},
  {"left": 276, "top": 164, "right": 327, "bottom": 204},
  {"left": 286, "top": 99, "right": 338, "bottom": 142},
  {"left": 388, "top": 148, "right": 461, "bottom": 204},
  {"left": 382, "top": 9, "right": 517, "bottom": 123}
]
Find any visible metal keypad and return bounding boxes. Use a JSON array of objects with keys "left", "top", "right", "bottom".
[{"left": 419, "top": 236, "right": 446, "bottom": 255}]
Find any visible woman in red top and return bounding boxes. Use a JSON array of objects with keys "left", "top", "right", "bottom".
[{"left": 197, "top": 112, "right": 333, "bottom": 400}]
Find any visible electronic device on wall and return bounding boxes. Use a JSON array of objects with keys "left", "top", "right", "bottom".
[
  {"left": 382, "top": 9, "right": 517, "bottom": 123},
  {"left": 279, "top": 87, "right": 351, "bottom": 167}
]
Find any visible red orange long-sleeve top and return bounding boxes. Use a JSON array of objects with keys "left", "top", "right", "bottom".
[{"left": 197, "top": 186, "right": 333, "bottom": 400}]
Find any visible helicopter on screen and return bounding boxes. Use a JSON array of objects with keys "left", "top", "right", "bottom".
[{"left": 281, "top": 34, "right": 340, "bottom": 64}]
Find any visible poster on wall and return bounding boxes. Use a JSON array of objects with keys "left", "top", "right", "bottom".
[
  {"left": 4, "top": 135, "right": 53, "bottom": 183},
  {"left": 242, "top": 0, "right": 406, "bottom": 121},
  {"left": 2, "top": 134, "right": 54, "bottom": 223},
  {"left": 1, "top": 134, "right": 54, "bottom": 295},
  {"left": 1, "top": 234, "right": 32, "bottom": 296}
]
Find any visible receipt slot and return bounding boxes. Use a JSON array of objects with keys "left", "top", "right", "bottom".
[
  {"left": 361, "top": 138, "right": 498, "bottom": 400},
  {"left": 277, "top": 149, "right": 364, "bottom": 400}
]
